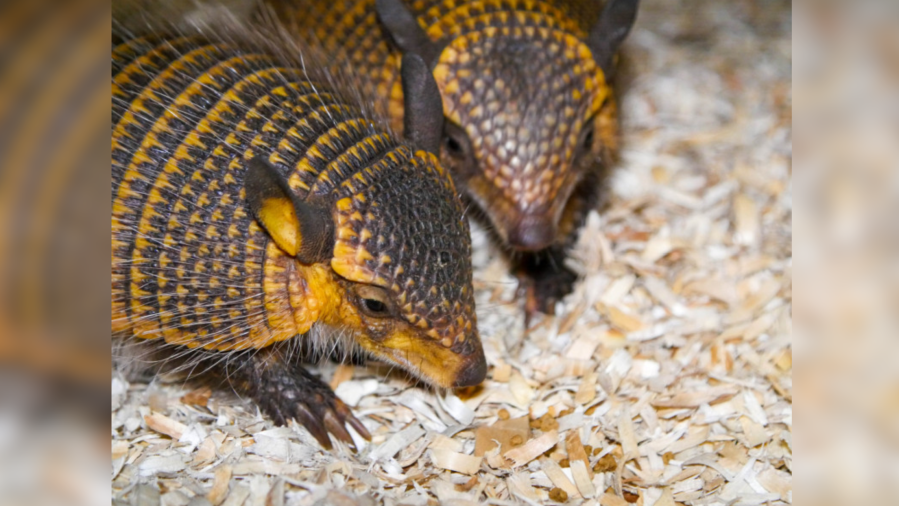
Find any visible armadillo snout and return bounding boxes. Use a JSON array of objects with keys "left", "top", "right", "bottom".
[
  {"left": 452, "top": 348, "right": 487, "bottom": 388},
  {"left": 506, "top": 216, "right": 557, "bottom": 252}
]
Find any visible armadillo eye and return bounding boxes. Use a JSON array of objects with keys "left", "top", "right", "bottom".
[
  {"left": 442, "top": 122, "right": 470, "bottom": 159},
  {"left": 355, "top": 285, "right": 392, "bottom": 317},
  {"left": 362, "top": 298, "right": 388, "bottom": 314},
  {"left": 444, "top": 134, "right": 463, "bottom": 154}
]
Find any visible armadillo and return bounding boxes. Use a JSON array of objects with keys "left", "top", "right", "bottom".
[
  {"left": 111, "top": 25, "right": 486, "bottom": 449},
  {"left": 267, "top": 0, "right": 640, "bottom": 314}
]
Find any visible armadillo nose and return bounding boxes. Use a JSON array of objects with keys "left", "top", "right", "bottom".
[
  {"left": 453, "top": 349, "right": 487, "bottom": 388},
  {"left": 506, "top": 217, "right": 557, "bottom": 252}
]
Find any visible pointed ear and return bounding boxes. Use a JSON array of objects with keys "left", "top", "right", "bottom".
[
  {"left": 401, "top": 53, "right": 444, "bottom": 155},
  {"left": 376, "top": 0, "right": 442, "bottom": 65},
  {"left": 586, "top": 0, "right": 640, "bottom": 79},
  {"left": 245, "top": 157, "right": 334, "bottom": 264}
]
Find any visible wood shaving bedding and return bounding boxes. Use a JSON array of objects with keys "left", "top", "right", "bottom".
[{"left": 111, "top": 0, "right": 792, "bottom": 504}]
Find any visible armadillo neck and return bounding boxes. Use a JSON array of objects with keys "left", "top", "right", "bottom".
[{"left": 111, "top": 36, "right": 401, "bottom": 351}]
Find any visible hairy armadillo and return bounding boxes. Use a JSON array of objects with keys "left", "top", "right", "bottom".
[
  {"left": 111, "top": 25, "right": 486, "bottom": 449},
  {"left": 267, "top": 0, "right": 639, "bottom": 314}
]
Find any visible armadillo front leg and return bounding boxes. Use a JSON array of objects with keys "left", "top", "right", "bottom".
[
  {"left": 231, "top": 347, "right": 371, "bottom": 450},
  {"left": 515, "top": 246, "right": 578, "bottom": 322}
]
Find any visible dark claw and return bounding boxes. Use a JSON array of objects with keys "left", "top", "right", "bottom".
[
  {"left": 242, "top": 352, "right": 370, "bottom": 451},
  {"left": 342, "top": 407, "right": 372, "bottom": 441},
  {"left": 323, "top": 408, "right": 353, "bottom": 445}
]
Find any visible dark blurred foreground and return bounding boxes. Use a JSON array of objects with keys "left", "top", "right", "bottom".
[{"left": 0, "top": 0, "right": 109, "bottom": 503}]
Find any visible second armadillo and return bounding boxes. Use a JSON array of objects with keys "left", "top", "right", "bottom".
[{"left": 268, "top": 0, "right": 640, "bottom": 315}]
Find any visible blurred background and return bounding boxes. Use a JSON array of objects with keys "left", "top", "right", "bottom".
[
  {"left": 0, "top": 0, "right": 894, "bottom": 503},
  {"left": 792, "top": 0, "right": 899, "bottom": 505}
]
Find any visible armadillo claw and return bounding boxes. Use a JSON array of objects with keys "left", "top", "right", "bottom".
[
  {"left": 252, "top": 363, "right": 370, "bottom": 451},
  {"left": 286, "top": 394, "right": 368, "bottom": 451}
]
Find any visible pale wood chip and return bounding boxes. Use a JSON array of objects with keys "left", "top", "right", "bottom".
[
  {"left": 666, "top": 425, "right": 711, "bottom": 454},
  {"left": 370, "top": 425, "right": 425, "bottom": 462},
  {"left": 180, "top": 387, "right": 212, "bottom": 407},
  {"left": 440, "top": 393, "right": 476, "bottom": 425},
  {"left": 220, "top": 483, "right": 249, "bottom": 506},
  {"left": 601, "top": 275, "right": 636, "bottom": 305},
  {"left": 654, "top": 488, "right": 677, "bottom": 506},
  {"left": 111, "top": 440, "right": 129, "bottom": 460},
  {"left": 509, "top": 371, "right": 534, "bottom": 406},
  {"left": 266, "top": 478, "right": 284, "bottom": 506},
  {"left": 144, "top": 412, "right": 186, "bottom": 440},
  {"left": 571, "top": 460, "right": 596, "bottom": 498},
  {"left": 207, "top": 465, "right": 232, "bottom": 506},
  {"left": 618, "top": 406, "right": 639, "bottom": 459},
  {"left": 774, "top": 349, "right": 792, "bottom": 371},
  {"left": 138, "top": 453, "right": 186, "bottom": 476},
  {"left": 565, "top": 430, "right": 591, "bottom": 471},
  {"left": 652, "top": 385, "right": 739, "bottom": 408},
  {"left": 733, "top": 193, "right": 760, "bottom": 246},
  {"left": 742, "top": 389, "right": 769, "bottom": 426},
  {"left": 504, "top": 430, "right": 558, "bottom": 467},
  {"left": 606, "top": 305, "right": 644, "bottom": 333},
  {"left": 430, "top": 434, "right": 463, "bottom": 452},
  {"left": 566, "top": 334, "right": 600, "bottom": 360},
  {"left": 598, "top": 492, "right": 630, "bottom": 506},
  {"left": 334, "top": 379, "right": 379, "bottom": 407},
  {"left": 492, "top": 363, "right": 512, "bottom": 382},
  {"left": 756, "top": 467, "right": 792, "bottom": 499},
  {"left": 642, "top": 235, "right": 673, "bottom": 263},
  {"left": 739, "top": 416, "right": 770, "bottom": 447},
  {"left": 575, "top": 372, "right": 598, "bottom": 405},
  {"left": 599, "top": 349, "right": 633, "bottom": 395},
  {"left": 430, "top": 448, "right": 483, "bottom": 475},
  {"left": 507, "top": 471, "right": 540, "bottom": 503},
  {"left": 192, "top": 436, "right": 217, "bottom": 466},
  {"left": 540, "top": 458, "right": 580, "bottom": 498},
  {"left": 329, "top": 364, "right": 355, "bottom": 390}
]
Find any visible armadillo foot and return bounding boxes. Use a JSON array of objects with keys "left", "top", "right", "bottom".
[
  {"left": 247, "top": 352, "right": 372, "bottom": 450},
  {"left": 515, "top": 249, "right": 578, "bottom": 321}
]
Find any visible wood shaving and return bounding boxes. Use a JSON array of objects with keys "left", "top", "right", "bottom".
[
  {"left": 430, "top": 448, "right": 483, "bottom": 475},
  {"left": 505, "top": 430, "right": 559, "bottom": 468},
  {"left": 111, "top": 1, "right": 791, "bottom": 504}
]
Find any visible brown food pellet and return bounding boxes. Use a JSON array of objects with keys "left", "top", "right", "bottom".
[
  {"left": 498, "top": 408, "right": 510, "bottom": 420},
  {"left": 593, "top": 446, "right": 602, "bottom": 456},
  {"left": 662, "top": 451, "right": 675, "bottom": 465},
  {"left": 593, "top": 453, "right": 617, "bottom": 473},
  {"left": 583, "top": 445, "right": 593, "bottom": 456},
  {"left": 559, "top": 458, "right": 570, "bottom": 468},
  {"left": 549, "top": 487, "right": 568, "bottom": 503},
  {"left": 585, "top": 404, "right": 598, "bottom": 416},
  {"left": 510, "top": 435, "right": 523, "bottom": 446},
  {"left": 538, "top": 413, "right": 559, "bottom": 431}
]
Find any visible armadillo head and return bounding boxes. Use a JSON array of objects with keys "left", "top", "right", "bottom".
[
  {"left": 246, "top": 54, "right": 485, "bottom": 389},
  {"left": 434, "top": 34, "right": 609, "bottom": 251},
  {"left": 329, "top": 147, "right": 485, "bottom": 388},
  {"left": 376, "top": 0, "right": 640, "bottom": 251}
]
